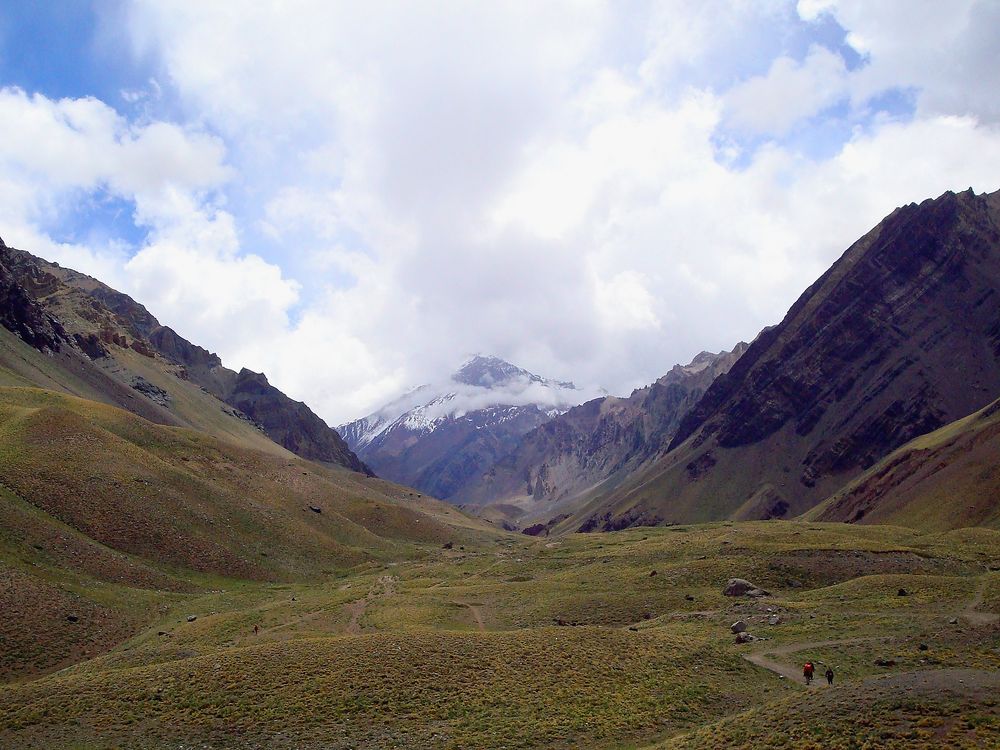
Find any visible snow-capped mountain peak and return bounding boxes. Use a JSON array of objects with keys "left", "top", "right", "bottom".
[{"left": 337, "top": 356, "right": 594, "bottom": 481}]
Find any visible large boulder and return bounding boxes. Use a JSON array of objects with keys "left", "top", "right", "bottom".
[
  {"left": 723, "top": 578, "right": 771, "bottom": 597},
  {"left": 731, "top": 620, "right": 748, "bottom": 634}
]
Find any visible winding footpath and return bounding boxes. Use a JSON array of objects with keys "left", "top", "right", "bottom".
[
  {"left": 743, "top": 637, "right": 886, "bottom": 687},
  {"left": 742, "top": 575, "right": 998, "bottom": 687}
]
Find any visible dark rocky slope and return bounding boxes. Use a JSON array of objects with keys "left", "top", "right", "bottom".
[
  {"left": 574, "top": 188, "right": 1000, "bottom": 530},
  {"left": 807, "top": 396, "right": 1000, "bottom": 531}
]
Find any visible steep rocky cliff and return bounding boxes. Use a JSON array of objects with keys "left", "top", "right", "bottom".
[
  {"left": 226, "top": 367, "right": 371, "bottom": 473},
  {"left": 576, "top": 188, "right": 1000, "bottom": 530},
  {"left": 0, "top": 240, "right": 67, "bottom": 353}
]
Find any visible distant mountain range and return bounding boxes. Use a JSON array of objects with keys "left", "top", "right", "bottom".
[
  {"left": 339, "top": 355, "right": 589, "bottom": 499},
  {"left": 452, "top": 345, "right": 747, "bottom": 527},
  {"left": 3, "top": 186, "right": 999, "bottom": 539}
]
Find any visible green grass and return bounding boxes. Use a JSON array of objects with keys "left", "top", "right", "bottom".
[
  {"left": 0, "top": 386, "right": 498, "bottom": 583},
  {"left": 660, "top": 669, "right": 1000, "bottom": 749},
  {"left": 2, "top": 521, "right": 999, "bottom": 748}
]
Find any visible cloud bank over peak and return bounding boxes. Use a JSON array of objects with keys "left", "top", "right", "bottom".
[{"left": 1, "top": 1, "right": 1000, "bottom": 425}]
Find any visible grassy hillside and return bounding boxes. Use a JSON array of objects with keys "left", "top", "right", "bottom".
[
  {"left": 1, "top": 243, "right": 367, "bottom": 470},
  {"left": 0, "top": 384, "right": 499, "bottom": 682},
  {"left": 1, "top": 521, "right": 997, "bottom": 748},
  {"left": 0, "top": 322, "right": 285, "bottom": 457},
  {"left": 0, "top": 386, "right": 494, "bottom": 578},
  {"left": 807, "top": 397, "right": 1000, "bottom": 531}
]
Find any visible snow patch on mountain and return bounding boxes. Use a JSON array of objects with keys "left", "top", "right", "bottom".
[{"left": 339, "top": 355, "right": 596, "bottom": 449}]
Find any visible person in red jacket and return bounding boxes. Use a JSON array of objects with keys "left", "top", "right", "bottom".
[{"left": 803, "top": 661, "right": 815, "bottom": 685}]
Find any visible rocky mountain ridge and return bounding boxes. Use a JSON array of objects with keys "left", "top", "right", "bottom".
[
  {"left": 573, "top": 188, "right": 1000, "bottom": 531},
  {"left": 0, "top": 238, "right": 368, "bottom": 473}
]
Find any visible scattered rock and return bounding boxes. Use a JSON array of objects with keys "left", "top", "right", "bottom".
[
  {"left": 874, "top": 658, "right": 896, "bottom": 667},
  {"left": 948, "top": 617, "right": 959, "bottom": 625},
  {"left": 443, "top": 542, "right": 454, "bottom": 549},
  {"left": 186, "top": 615, "right": 197, "bottom": 622},
  {"left": 685, "top": 594, "right": 695, "bottom": 601},
  {"left": 734, "top": 632, "right": 754, "bottom": 644},
  {"left": 308, "top": 505, "right": 322, "bottom": 514},
  {"left": 897, "top": 588, "right": 908, "bottom": 597},
  {"left": 129, "top": 375, "right": 172, "bottom": 407},
  {"left": 628, "top": 626, "right": 639, "bottom": 632},
  {"left": 768, "top": 614, "right": 781, "bottom": 626},
  {"left": 66, "top": 614, "right": 79, "bottom": 623},
  {"left": 649, "top": 570, "right": 657, "bottom": 577},
  {"left": 731, "top": 620, "right": 748, "bottom": 634},
  {"left": 918, "top": 643, "right": 929, "bottom": 651}
]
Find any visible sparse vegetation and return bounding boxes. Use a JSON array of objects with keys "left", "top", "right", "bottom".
[{"left": 2, "top": 521, "right": 998, "bottom": 748}]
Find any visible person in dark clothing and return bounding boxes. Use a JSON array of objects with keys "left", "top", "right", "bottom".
[{"left": 825, "top": 667, "right": 834, "bottom": 685}]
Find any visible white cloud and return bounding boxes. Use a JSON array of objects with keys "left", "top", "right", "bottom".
[
  {"left": 725, "top": 45, "right": 849, "bottom": 135},
  {"left": 798, "top": 0, "right": 1000, "bottom": 122},
  {"left": 3, "top": 2, "right": 1000, "bottom": 428}
]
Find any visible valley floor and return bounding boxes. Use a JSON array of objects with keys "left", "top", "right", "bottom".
[{"left": 1, "top": 522, "right": 999, "bottom": 749}]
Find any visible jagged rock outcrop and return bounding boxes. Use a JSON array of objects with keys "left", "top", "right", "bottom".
[
  {"left": 578, "top": 188, "right": 1000, "bottom": 529},
  {"left": 147, "top": 326, "right": 222, "bottom": 369},
  {"left": 0, "top": 246, "right": 67, "bottom": 352},
  {"left": 226, "top": 368, "right": 371, "bottom": 473}
]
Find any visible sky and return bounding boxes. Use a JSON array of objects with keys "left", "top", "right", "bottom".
[{"left": 1, "top": 1, "right": 999, "bottom": 426}]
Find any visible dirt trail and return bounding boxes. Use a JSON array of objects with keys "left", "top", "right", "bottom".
[
  {"left": 962, "top": 577, "right": 999, "bottom": 626},
  {"left": 343, "top": 574, "right": 397, "bottom": 635},
  {"left": 743, "top": 637, "right": 886, "bottom": 687},
  {"left": 344, "top": 599, "right": 366, "bottom": 634},
  {"left": 454, "top": 602, "right": 486, "bottom": 632},
  {"left": 260, "top": 608, "right": 332, "bottom": 637}
]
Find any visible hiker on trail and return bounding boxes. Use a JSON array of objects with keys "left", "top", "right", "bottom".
[
  {"left": 825, "top": 667, "right": 834, "bottom": 686},
  {"left": 253, "top": 624, "right": 259, "bottom": 635},
  {"left": 803, "top": 661, "right": 815, "bottom": 685}
]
